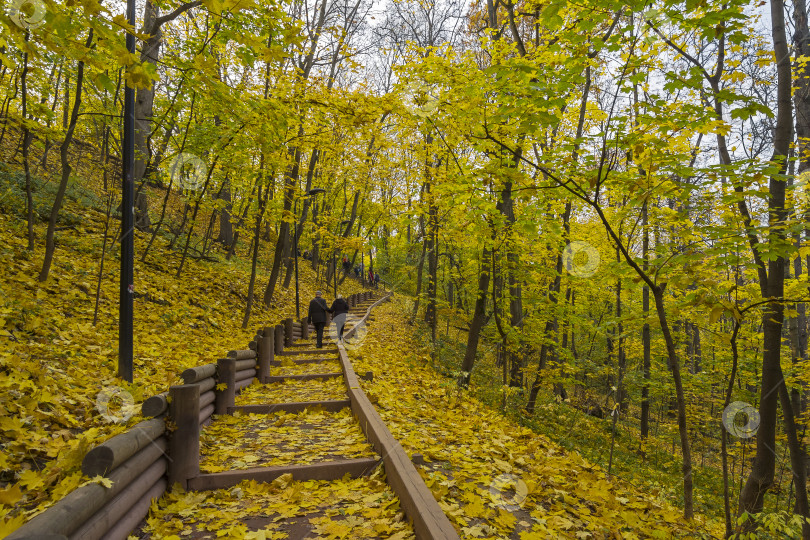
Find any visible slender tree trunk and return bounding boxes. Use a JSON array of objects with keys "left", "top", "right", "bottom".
[
  {"left": 93, "top": 193, "right": 114, "bottom": 326},
  {"left": 20, "top": 33, "right": 34, "bottom": 250},
  {"left": 39, "top": 31, "right": 93, "bottom": 282},
  {"left": 216, "top": 179, "right": 233, "bottom": 246},
  {"left": 615, "top": 245, "right": 627, "bottom": 411},
  {"left": 226, "top": 178, "right": 259, "bottom": 260},
  {"left": 243, "top": 183, "right": 269, "bottom": 328},
  {"left": 411, "top": 227, "right": 427, "bottom": 323},
  {"left": 175, "top": 162, "right": 215, "bottom": 278},
  {"left": 264, "top": 144, "right": 301, "bottom": 306},
  {"left": 142, "top": 93, "right": 195, "bottom": 261},
  {"left": 459, "top": 248, "right": 491, "bottom": 387},
  {"left": 652, "top": 286, "right": 693, "bottom": 518},
  {"left": 640, "top": 200, "right": 652, "bottom": 439}
]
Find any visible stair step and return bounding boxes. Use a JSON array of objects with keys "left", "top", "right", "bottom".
[
  {"left": 228, "top": 399, "right": 350, "bottom": 415},
  {"left": 263, "top": 373, "right": 343, "bottom": 383},
  {"left": 188, "top": 457, "right": 380, "bottom": 491}
]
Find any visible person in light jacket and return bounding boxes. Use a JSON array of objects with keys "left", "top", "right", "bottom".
[{"left": 329, "top": 294, "right": 350, "bottom": 342}]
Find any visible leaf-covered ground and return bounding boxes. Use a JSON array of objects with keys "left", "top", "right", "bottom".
[
  {"left": 141, "top": 471, "right": 414, "bottom": 539},
  {"left": 349, "top": 299, "right": 721, "bottom": 539},
  {"left": 235, "top": 378, "right": 348, "bottom": 405},
  {"left": 272, "top": 358, "right": 342, "bottom": 376},
  {"left": 199, "top": 408, "right": 377, "bottom": 472}
]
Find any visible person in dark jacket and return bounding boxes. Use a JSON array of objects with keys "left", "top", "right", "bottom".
[
  {"left": 329, "top": 294, "right": 350, "bottom": 342},
  {"left": 307, "top": 291, "right": 329, "bottom": 348}
]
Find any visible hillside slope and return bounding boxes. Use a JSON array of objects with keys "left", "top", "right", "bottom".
[{"left": 349, "top": 300, "right": 721, "bottom": 539}]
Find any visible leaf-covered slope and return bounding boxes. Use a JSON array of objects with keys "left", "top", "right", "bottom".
[{"left": 349, "top": 300, "right": 720, "bottom": 539}]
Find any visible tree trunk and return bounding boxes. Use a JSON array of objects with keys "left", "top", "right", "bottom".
[
  {"left": 739, "top": 0, "right": 801, "bottom": 523},
  {"left": 640, "top": 200, "right": 652, "bottom": 440},
  {"left": 794, "top": 0, "right": 810, "bottom": 174},
  {"left": 243, "top": 183, "right": 269, "bottom": 328},
  {"left": 20, "top": 33, "right": 34, "bottom": 250},
  {"left": 39, "top": 31, "right": 93, "bottom": 282},
  {"left": 264, "top": 144, "right": 301, "bottom": 306},
  {"left": 652, "top": 286, "right": 693, "bottom": 518},
  {"left": 217, "top": 179, "right": 234, "bottom": 247},
  {"left": 459, "top": 248, "right": 491, "bottom": 387}
]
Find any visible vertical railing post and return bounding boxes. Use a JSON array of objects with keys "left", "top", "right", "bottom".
[
  {"left": 284, "top": 318, "right": 294, "bottom": 346},
  {"left": 168, "top": 384, "right": 200, "bottom": 490},
  {"left": 274, "top": 324, "right": 284, "bottom": 354},
  {"left": 300, "top": 318, "right": 310, "bottom": 339},
  {"left": 258, "top": 326, "right": 273, "bottom": 382},
  {"left": 215, "top": 358, "right": 236, "bottom": 415}
]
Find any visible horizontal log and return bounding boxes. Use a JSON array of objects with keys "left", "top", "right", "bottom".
[
  {"left": 188, "top": 457, "right": 380, "bottom": 491},
  {"left": 69, "top": 458, "right": 167, "bottom": 540},
  {"left": 200, "top": 390, "right": 215, "bottom": 410},
  {"left": 235, "top": 378, "right": 254, "bottom": 392},
  {"left": 94, "top": 477, "right": 167, "bottom": 540},
  {"left": 235, "top": 358, "right": 256, "bottom": 371},
  {"left": 197, "top": 377, "right": 216, "bottom": 394},
  {"left": 141, "top": 392, "right": 168, "bottom": 418},
  {"left": 198, "top": 403, "right": 215, "bottom": 425},
  {"left": 263, "top": 373, "right": 342, "bottom": 383},
  {"left": 82, "top": 418, "right": 165, "bottom": 477},
  {"left": 235, "top": 368, "right": 257, "bottom": 383},
  {"left": 181, "top": 364, "right": 216, "bottom": 384},
  {"left": 7, "top": 439, "right": 167, "bottom": 539},
  {"left": 227, "top": 349, "right": 256, "bottom": 360},
  {"left": 228, "top": 400, "right": 350, "bottom": 415},
  {"left": 144, "top": 379, "right": 212, "bottom": 418}
]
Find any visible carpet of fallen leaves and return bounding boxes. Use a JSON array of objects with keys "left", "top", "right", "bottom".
[
  {"left": 235, "top": 378, "right": 348, "bottom": 405},
  {"left": 199, "top": 409, "right": 378, "bottom": 472},
  {"left": 348, "top": 299, "right": 722, "bottom": 539},
  {"left": 141, "top": 470, "right": 414, "bottom": 539},
  {"left": 0, "top": 195, "right": 369, "bottom": 535},
  {"left": 272, "top": 358, "right": 342, "bottom": 376}
]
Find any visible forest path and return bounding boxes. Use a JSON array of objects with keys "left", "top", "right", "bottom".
[{"left": 137, "top": 295, "right": 457, "bottom": 539}]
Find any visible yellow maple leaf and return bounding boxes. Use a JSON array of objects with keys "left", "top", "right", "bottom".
[
  {"left": 271, "top": 473, "right": 293, "bottom": 489},
  {"left": 0, "top": 483, "right": 22, "bottom": 505}
]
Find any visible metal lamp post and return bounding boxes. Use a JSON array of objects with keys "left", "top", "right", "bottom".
[
  {"left": 295, "top": 188, "right": 325, "bottom": 319},
  {"left": 119, "top": 0, "right": 136, "bottom": 383}
]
